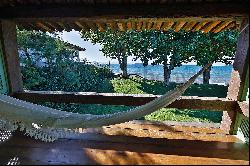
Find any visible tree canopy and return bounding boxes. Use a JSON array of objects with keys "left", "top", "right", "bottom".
[
  {"left": 81, "top": 29, "right": 238, "bottom": 85},
  {"left": 17, "top": 29, "right": 113, "bottom": 92},
  {"left": 189, "top": 30, "right": 238, "bottom": 84}
]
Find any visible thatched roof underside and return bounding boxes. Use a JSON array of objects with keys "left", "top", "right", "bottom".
[
  {"left": 0, "top": 0, "right": 248, "bottom": 33},
  {"left": 17, "top": 18, "right": 240, "bottom": 33}
]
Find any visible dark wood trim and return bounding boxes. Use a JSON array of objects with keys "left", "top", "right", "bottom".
[
  {"left": 0, "top": 20, "right": 23, "bottom": 94},
  {"left": 13, "top": 91, "right": 236, "bottom": 112},
  {"left": 236, "top": 101, "right": 249, "bottom": 118},
  {"left": 221, "top": 18, "right": 249, "bottom": 134},
  {"left": 0, "top": 2, "right": 248, "bottom": 20}
]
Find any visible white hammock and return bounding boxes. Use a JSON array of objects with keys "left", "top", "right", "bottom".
[{"left": 0, "top": 64, "right": 210, "bottom": 142}]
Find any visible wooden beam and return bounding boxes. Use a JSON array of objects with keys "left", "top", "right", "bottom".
[
  {"left": 13, "top": 91, "right": 236, "bottom": 112},
  {"left": 212, "top": 21, "right": 233, "bottom": 33},
  {"left": 221, "top": 18, "right": 249, "bottom": 134},
  {"left": 146, "top": 22, "right": 153, "bottom": 30},
  {"left": 201, "top": 20, "right": 221, "bottom": 33},
  {"left": 236, "top": 101, "right": 249, "bottom": 118},
  {"left": 96, "top": 22, "right": 106, "bottom": 32},
  {"left": 0, "top": 2, "right": 248, "bottom": 19},
  {"left": 183, "top": 21, "right": 197, "bottom": 32},
  {"left": 161, "top": 21, "right": 174, "bottom": 31},
  {"left": 154, "top": 21, "right": 163, "bottom": 31},
  {"left": 173, "top": 21, "right": 186, "bottom": 32},
  {"left": 117, "top": 22, "right": 126, "bottom": 31},
  {"left": 36, "top": 22, "right": 53, "bottom": 32},
  {"left": 192, "top": 21, "right": 209, "bottom": 31},
  {"left": 0, "top": 20, "right": 23, "bottom": 94},
  {"left": 106, "top": 22, "right": 118, "bottom": 31},
  {"left": 136, "top": 21, "right": 143, "bottom": 32}
]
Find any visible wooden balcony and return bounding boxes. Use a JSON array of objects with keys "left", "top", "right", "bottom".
[
  {"left": 0, "top": 120, "right": 248, "bottom": 165},
  {"left": 0, "top": 1, "right": 249, "bottom": 165}
]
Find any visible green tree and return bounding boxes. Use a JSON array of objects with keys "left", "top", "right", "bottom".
[
  {"left": 82, "top": 29, "right": 193, "bottom": 85},
  {"left": 132, "top": 30, "right": 193, "bottom": 85},
  {"left": 81, "top": 29, "right": 135, "bottom": 78},
  {"left": 17, "top": 29, "right": 113, "bottom": 92},
  {"left": 191, "top": 31, "right": 238, "bottom": 84}
]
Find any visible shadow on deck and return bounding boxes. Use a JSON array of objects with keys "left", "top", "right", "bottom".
[{"left": 0, "top": 120, "right": 249, "bottom": 165}]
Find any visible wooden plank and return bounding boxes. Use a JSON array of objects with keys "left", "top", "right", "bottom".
[
  {"left": 117, "top": 22, "right": 126, "bottom": 31},
  {"left": 192, "top": 21, "right": 209, "bottom": 31},
  {"left": 146, "top": 22, "right": 153, "bottom": 30},
  {"left": 36, "top": 22, "right": 53, "bottom": 32},
  {"left": 212, "top": 21, "right": 233, "bottom": 33},
  {"left": 154, "top": 21, "right": 163, "bottom": 31},
  {"left": 74, "top": 21, "right": 88, "bottom": 31},
  {"left": 106, "top": 22, "right": 118, "bottom": 31},
  {"left": 0, "top": 2, "right": 248, "bottom": 19},
  {"left": 161, "top": 21, "right": 174, "bottom": 31},
  {"left": 0, "top": 21, "right": 23, "bottom": 94},
  {"left": 183, "top": 21, "right": 197, "bottom": 32},
  {"left": 95, "top": 22, "right": 106, "bottom": 32},
  {"left": 12, "top": 91, "right": 236, "bottom": 112},
  {"left": 127, "top": 22, "right": 132, "bottom": 30},
  {"left": 173, "top": 21, "right": 186, "bottom": 32},
  {"left": 201, "top": 20, "right": 221, "bottom": 33},
  {"left": 0, "top": 122, "right": 248, "bottom": 165},
  {"left": 16, "top": 17, "right": 240, "bottom": 32},
  {"left": 46, "top": 21, "right": 63, "bottom": 31},
  {"left": 221, "top": 18, "right": 249, "bottom": 134},
  {"left": 136, "top": 21, "right": 143, "bottom": 31}
]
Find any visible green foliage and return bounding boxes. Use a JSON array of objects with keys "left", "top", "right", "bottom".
[
  {"left": 81, "top": 29, "right": 194, "bottom": 83},
  {"left": 110, "top": 76, "right": 227, "bottom": 123},
  {"left": 111, "top": 76, "right": 228, "bottom": 97},
  {"left": 81, "top": 29, "right": 137, "bottom": 77},
  {"left": 144, "top": 108, "right": 222, "bottom": 123},
  {"left": 82, "top": 29, "right": 238, "bottom": 84},
  {"left": 17, "top": 29, "right": 113, "bottom": 92},
  {"left": 111, "top": 77, "right": 145, "bottom": 94},
  {"left": 190, "top": 30, "right": 238, "bottom": 66},
  {"left": 18, "top": 29, "right": 231, "bottom": 123}
]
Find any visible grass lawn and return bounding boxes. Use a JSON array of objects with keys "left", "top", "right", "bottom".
[
  {"left": 110, "top": 76, "right": 227, "bottom": 123},
  {"left": 43, "top": 75, "right": 227, "bottom": 123}
]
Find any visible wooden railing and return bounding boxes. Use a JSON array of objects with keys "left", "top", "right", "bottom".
[{"left": 13, "top": 90, "right": 240, "bottom": 112}]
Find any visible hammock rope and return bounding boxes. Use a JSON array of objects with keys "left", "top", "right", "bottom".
[{"left": 0, "top": 63, "right": 211, "bottom": 142}]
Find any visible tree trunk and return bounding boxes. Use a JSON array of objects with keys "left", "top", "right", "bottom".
[
  {"left": 163, "top": 61, "right": 171, "bottom": 86},
  {"left": 119, "top": 56, "right": 128, "bottom": 78},
  {"left": 203, "top": 66, "right": 211, "bottom": 84}
]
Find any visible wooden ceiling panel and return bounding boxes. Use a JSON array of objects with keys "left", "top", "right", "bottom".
[{"left": 16, "top": 19, "right": 240, "bottom": 33}]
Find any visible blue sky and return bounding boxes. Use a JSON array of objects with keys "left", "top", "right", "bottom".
[{"left": 58, "top": 30, "right": 226, "bottom": 66}]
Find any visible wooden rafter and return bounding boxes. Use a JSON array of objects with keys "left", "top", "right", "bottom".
[
  {"left": 202, "top": 20, "right": 221, "bottom": 33},
  {"left": 192, "top": 21, "right": 209, "bottom": 32},
  {"left": 173, "top": 21, "right": 186, "bottom": 32},
  {"left": 117, "top": 22, "right": 126, "bottom": 31},
  {"left": 162, "top": 21, "right": 175, "bottom": 31}
]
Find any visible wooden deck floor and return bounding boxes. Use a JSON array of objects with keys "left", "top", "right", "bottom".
[{"left": 0, "top": 120, "right": 249, "bottom": 165}]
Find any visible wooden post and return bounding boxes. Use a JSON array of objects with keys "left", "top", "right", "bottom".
[
  {"left": 220, "top": 18, "right": 249, "bottom": 134},
  {"left": 0, "top": 20, "right": 23, "bottom": 94},
  {"left": 0, "top": 39, "right": 8, "bottom": 94}
]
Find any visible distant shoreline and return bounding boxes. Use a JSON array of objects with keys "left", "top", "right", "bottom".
[{"left": 108, "top": 64, "right": 233, "bottom": 85}]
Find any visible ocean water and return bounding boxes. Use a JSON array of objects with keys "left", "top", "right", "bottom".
[{"left": 109, "top": 64, "right": 233, "bottom": 85}]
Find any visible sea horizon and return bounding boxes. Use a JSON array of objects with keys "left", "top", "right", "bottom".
[{"left": 106, "top": 63, "right": 232, "bottom": 85}]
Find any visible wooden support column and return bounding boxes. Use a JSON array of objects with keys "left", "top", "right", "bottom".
[
  {"left": 0, "top": 20, "right": 23, "bottom": 94},
  {"left": 220, "top": 18, "right": 249, "bottom": 134}
]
